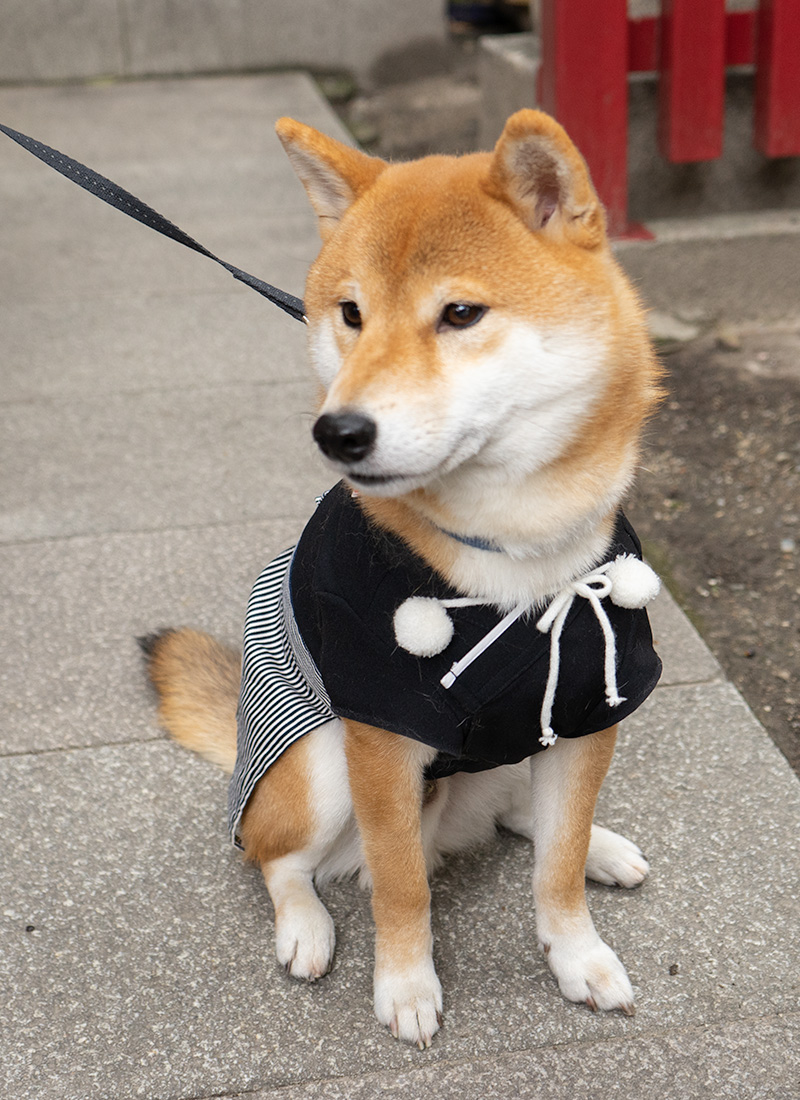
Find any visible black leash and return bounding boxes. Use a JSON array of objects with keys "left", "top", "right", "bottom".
[{"left": 0, "top": 122, "right": 306, "bottom": 324}]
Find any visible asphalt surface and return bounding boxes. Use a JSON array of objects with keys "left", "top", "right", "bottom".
[{"left": 1, "top": 73, "right": 798, "bottom": 1099}]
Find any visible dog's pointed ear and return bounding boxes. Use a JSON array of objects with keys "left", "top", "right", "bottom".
[
  {"left": 275, "top": 118, "right": 387, "bottom": 240},
  {"left": 485, "top": 110, "right": 606, "bottom": 249}
]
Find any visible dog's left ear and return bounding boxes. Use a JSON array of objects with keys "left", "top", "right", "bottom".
[
  {"left": 275, "top": 118, "right": 387, "bottom": 240},
  {"left": 485, "top": 110, "right": 605, "bottom": 250}
]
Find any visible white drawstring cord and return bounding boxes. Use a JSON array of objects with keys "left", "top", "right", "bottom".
[
  {"left": 535, "top": 566, "right": 624, "bottom": 747},
  {"left": 439, "top": 601, "right": 529, "bottom": 689},
  {"left": 394, "top": 553, "right": 660, "bottom": 749}
]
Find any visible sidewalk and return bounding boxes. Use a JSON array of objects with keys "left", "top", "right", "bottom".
[{"left": 1, "top": 73, "right": 798, "bottom": 1100}]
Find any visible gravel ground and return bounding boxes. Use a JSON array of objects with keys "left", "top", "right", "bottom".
[{"left": 627, "top": 325, "right": 800, "bottom": 775}]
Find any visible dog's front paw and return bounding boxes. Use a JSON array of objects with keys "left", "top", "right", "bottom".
[
  {"left": 275, "top": 898, "right": 335, "bottom": 982},
  {"left": 586, "top": 825, "right": 649, "bottom": 888},
  {"left": 543, "top": 930, "right": 635, "bottom": 1015},
  {"left": 374, "top": 959, "right": 443, "bottom": 1048}
]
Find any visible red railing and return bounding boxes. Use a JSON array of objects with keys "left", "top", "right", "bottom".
[{"left": 538, "top": 0, "right": 800, "bottom": 235}]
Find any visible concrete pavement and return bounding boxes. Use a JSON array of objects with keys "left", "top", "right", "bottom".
[{"left": 1, "top": 73, "right": 798, "bottom": 1099}]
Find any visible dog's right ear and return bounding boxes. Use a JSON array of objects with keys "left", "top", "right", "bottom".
[{"left": 275, "top": 118, "right": 387, "bottom": 240}]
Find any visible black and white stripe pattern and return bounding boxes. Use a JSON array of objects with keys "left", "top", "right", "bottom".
[{"left": 228, "top": 547, "right": 335, "bottom": 848}]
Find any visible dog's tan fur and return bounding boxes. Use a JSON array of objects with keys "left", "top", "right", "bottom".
[
  {"left": 344, "top": 722, "right": 435, "bottom": 975},
  {"left": 144, "top": 109, "right": 661, "bottom": 1047}
]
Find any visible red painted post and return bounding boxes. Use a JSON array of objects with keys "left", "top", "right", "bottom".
[
  {"left": 628, "top": 17, "right": 659, "bottom": 73},
  {"left": 539, "top": 0, "right": 629, "bottom": 236},
  {"left": 725, "top": 9, "right": 757, "bottom": 67},
  {"left": 659, "top": 0, "right": 727, "bottom": 162},
  {"left": 629, "top": 12, "right": 757, "bottom": 73},
  {"left": 754, "top": 0, "right": 800, "bottom": 157}
]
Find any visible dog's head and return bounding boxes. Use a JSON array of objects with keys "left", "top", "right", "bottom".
[{"left": 276, "top": 111, "right": 657, "bottom": 501}]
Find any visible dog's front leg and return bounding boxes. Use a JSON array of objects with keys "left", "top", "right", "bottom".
[
  {"left": 343, "top": 719, "right": 443, "bottom": 1048},
  {"left": 531, "top": 725, "right": 636, "bottom": 1015}
]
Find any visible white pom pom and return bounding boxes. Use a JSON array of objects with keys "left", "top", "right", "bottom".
[
  {"left": 393, "top": 597, "right": 454, "bottom": 657},
  {"left": 606, "top": 555, "right": 661, "bottom": 609}
]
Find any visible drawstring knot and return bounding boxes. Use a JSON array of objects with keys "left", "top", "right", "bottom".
[{"left": 393, "top": 553, "right": 660, "bottom": 750}]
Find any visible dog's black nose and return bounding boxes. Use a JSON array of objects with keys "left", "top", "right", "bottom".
[{"left": 312, "top": 411, "right": 377, "bottom": 463}]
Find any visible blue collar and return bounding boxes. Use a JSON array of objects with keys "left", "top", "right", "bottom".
[{"left": 436, "top": 527, "right": 504, "bottom": 553}]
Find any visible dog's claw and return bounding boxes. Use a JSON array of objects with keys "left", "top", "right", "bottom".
[
  {"left": 417, "top": 1021, "right": 435, "bottom": 1050},
  {"left": 436, "top": 1010, "right": 444, "bottom": 1028},
  {"left": 375, "top": 963, "right": 442, "bottom": 1048},
  {"left": 585, "top": 995, "right": 597, "bottom": 1012},
  {"left": 621, "top": 1002, "right": 635, "bottom": 1017},
  {"left": 284, "top": 947, "right": 297, "bottom": 976}
]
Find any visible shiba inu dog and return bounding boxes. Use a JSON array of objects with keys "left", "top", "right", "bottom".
[{"left": 142, "top": 109, "right": 663, "bottom": 1049}]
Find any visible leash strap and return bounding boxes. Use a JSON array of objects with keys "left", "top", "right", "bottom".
[{"left": 0, "top": 122, "right": 306, "bottom": 324}]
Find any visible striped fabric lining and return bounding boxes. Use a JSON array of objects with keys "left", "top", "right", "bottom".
[{"left": 227, "top": 546, "right": 335, "bottom": 848}]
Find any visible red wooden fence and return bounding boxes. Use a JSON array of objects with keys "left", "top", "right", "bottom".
[{"left": 538, "top": 0, "right": 800, "bottom": 236}]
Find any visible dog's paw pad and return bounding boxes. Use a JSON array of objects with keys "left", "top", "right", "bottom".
[{"left": 586, "top": 825, "right": 649, "bottom": 888}]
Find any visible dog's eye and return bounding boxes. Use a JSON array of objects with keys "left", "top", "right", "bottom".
[
  {"left": 340, "top": 300, "right": 362, "bottom": 328},
  {"left": 440, "top": 303, "right": 486, "bottom": 330}
]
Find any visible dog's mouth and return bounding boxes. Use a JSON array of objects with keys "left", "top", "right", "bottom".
[
  {"left": 340, "top": 432, "right": 488, "bottom": 496},
  {"left": 347, "top": 472, "right": 395, "bottom": 486},
  {"left": 344, "top": 468, "right": 429, "bottom": 493}
]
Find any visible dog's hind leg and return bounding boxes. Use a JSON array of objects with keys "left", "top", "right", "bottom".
[
  {"left": 585, "top": 825, "right": 649, "bottom": 888},
  {"left": 530, "top": 725, "right": 636, "bottom": 1015},
  {"left": 240, "top": 720, "right": 351, "bottom": 982},
  {"left": 494, "top": 765, "right": 649, "bottom": 889},
  {"left": 142, "top": 631, "right": 350, "bottom": 979},
  {"left": 343, "top": 720, "right": 442, "bottom": 1049}
]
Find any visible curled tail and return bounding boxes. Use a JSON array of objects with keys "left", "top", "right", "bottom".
[{"left": 139, "top": 628, "right": 240, "bottom": 774}]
